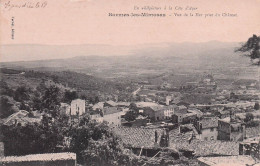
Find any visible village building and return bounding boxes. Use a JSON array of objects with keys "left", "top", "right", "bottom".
[
  {"left": 0, "top": 152, "right": 76, "bottom": 166},
  {"left": 142, "top": 106, "right": 164, "bottom": 121},
  {"left": 113, "top": 127, "right": 171, "bottom": 157},
  {"left": 153, "top": 107, "right": 165, "bottom": 121},
  {"left": 2, "top": 110, "right": 41, "bottom": 126},
  {"left": 197, "top": 155, "right": 257, "bottom": 166},
  {"left": 92, "top": 102, "right": 104, "bottom": 111},
  {"left": 172, "top": 112, "right": 197, "bottom": 124},
  {"left": 170, "top": 128, "right": 240, "bottom": 157},
  {"left": 171, "top": 106, "right": 197, "bottom": 124},
  {"left": 162, "top": 105, "right": 176, "bottom": 119},
  {"left": 142, "top": 105, "right": 176, "bottom": 121},
  {"left": 122, "top": 115, "right": 147, "bottom": 127},
  {"left": 60, "top": 103, "right": 71, "bottom": 115},
  {"left": 89, "top": 113, "right": 104, "bottom": 123},
  {"left": 103, "top": 107, "right": 122, "bottom": 127},
  {"left": 194, "top": 117, "right": 219, "bottom": 141},
  {"left": 70, "top": 99, "right": 85, "bottom": 116},
  {"left": 239, "top": 135, "right": 260, "bottom": 160},
  {"left": 217, "top": 117, "right": 246, "bottom": 141}
]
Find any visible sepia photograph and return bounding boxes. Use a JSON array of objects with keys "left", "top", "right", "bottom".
[{"left": 0, "top": 0, "right": 260, "bottom": 165}]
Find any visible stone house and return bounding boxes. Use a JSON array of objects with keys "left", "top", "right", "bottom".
[
  {"left": 194, "top": 117, "right": 219, "bottom": 141},
  {"left": 113, "top": 127, "right": 171, "bottom": 157},
  {"left": 70, "top": 99, "right": 85, "bottom": 116},
  {"left": 172, "top": 112, "right": 197, "bottom": 124},
  {"left": 217, "top": 117, "right": 246, "bottom": 141},
  {"left": 103, "top": 107, "right": 122, "bottom": 127}
]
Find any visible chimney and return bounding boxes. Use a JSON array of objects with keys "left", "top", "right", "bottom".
[
  {"left": 155, "top": 131, "right": 158, "bottom": 143},
  {"left": 229, "top": 110, "right": 233, "bottom": 122},
  {"left": 166, "top": 96, "right": 171, "bottom": 106}
]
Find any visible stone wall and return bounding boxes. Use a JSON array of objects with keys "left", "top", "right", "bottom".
[{"left": 0, "top": 153, "right": 76, "bottom": 166}]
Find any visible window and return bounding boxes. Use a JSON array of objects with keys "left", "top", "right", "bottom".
[
  {"left": 210, "top": 128, "right": 214, "bottom": 132},
  {"left": 210, "top": 136, "right": 214, "bottom": 140}
]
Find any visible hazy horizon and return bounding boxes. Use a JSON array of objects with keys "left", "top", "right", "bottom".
[{"left": 0, "top": 40, "right": 242, "bottom": 62}]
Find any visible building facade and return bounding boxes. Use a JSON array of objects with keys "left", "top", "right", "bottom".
[
  {"left": 172, "top": 112, "right": 197, "bottom": 124},
  {"left": 217, "top": 117, "right": 246, "bottom": 141},
  {"left": 89, "top": 113, "right": 104, "bottom": 123},
  {"left": 163, "top": 105, "right": 176, "bottom": 119},
  {"left": 70, "top": 99, "right": 85, "bottom": 116},
  {"left": 103, "top": 107, "right": 122, "bottom": 127},
  {"left": 194, "top": 117, "right": 219, "bottom": 141}
]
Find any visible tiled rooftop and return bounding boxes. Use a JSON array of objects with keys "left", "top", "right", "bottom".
[
  {"left": 150, "top": 105, "right": 164, "bottom": 111},
  {"left": 3, "top": 110, "right": 28, "bottom": 124},
  {"left": 197, "top": 155, "right": 257, "bottom": 166},
  {"left": 246, "top": 126, "right": 260, "bottom": 138},
  {"left": 200, "top": 117, "right": 219, "bottom": 129},
  {"left": 136, "top": 102, "right": 160, "bottom": 108},
  {"left": 3, "top": 110, "right": 41, "bottom": 126},
  {"left": 0, "top": 152, "right": 76, "bottom": 162},
  {"left": 170, "top": 129, "right": 239, "bottom": 156},
  {"left": 105, "top": 100, "right": 117, "bottom": 107},
  {"left": 103, "top": 107, "right": 121, "bottom": 115},
  {"left": 113, "top": 127, "right": 164, "bottom": 149},
  {"left": 92, "top": 102, "right": 104, "bottom": 110}
]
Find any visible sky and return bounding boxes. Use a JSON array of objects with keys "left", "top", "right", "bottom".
[
  {"left": 0, "top": 0, "right": 260, "bottom": 62},
  {"left": 0, "top": 0, "right": 259, "bottom": 61}
]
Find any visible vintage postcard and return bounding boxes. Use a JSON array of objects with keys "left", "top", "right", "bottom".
[{"left": 0, "top": 0, "right": 260, "bottom": 165}]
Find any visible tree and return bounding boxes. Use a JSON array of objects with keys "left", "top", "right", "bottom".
[
  {"left": 1, "top": 111, "right": 146, "bottom": 165},
  {"left": 94, "top": 96, "right": 100, "bottom": 104},
  {"left": 41, "top": 85, "right": 61, "bottom": 117},
  {"left": 0, "top": 96, "right": 15, "bottom": 118},
  {"left": 1, "top": 121, "right": 63, "bottom": 156},
  {"left": 245, "top": 113, "right": 254, "bottom": 122},
  {"left": 235, "top": 34, "right": 260, "bottom": 65},
  {"left": 246, "top": 120, "right": 260, "bottom": 128},
  {"left": 0, "top": 80, "right": 13, "bottom": 97},
  {"left": 63, "top": 90, "right": 78, "bottom": 103},
  {"left": 254, "top": 102, "right": 260, "bottom": 110},
  {"left": 129, "top": 103, "right": 138, "bottom": 111},
  {"left": 14, "top": 86, "right": 30, "bottom": 102},
  {"left": 124, "top": 111, "right": 138, "bottom": 122}
]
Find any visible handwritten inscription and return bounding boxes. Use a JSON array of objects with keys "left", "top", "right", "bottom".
[
  {"left": 4, "top": 1, "right": 48, "bottom": 11},
  {"left": 11, "top": 17, "right": 15, "bottom": 40}
]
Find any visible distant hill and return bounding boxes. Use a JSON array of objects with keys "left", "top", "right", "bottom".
[
  {"left": 0, "top": 41, "right": 257, "bottom": 82},
  {"left": 0, "top": 69, "right": 132, "bottom": 96},
  {"left": 0, "top": 41, "right": 241, "bottom": 63}
]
